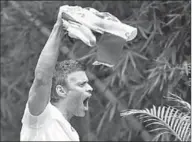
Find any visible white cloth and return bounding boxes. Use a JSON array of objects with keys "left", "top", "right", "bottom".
[
  {"left": 61, "top": 5, "right": 137, "bottom": 46},
  {"left": 20, "top": 102, "right": 79, "bottom": 141}
]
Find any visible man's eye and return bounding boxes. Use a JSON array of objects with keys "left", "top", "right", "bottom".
[{"left": 78, "top": 83, "right": 85, "bottom": 87}]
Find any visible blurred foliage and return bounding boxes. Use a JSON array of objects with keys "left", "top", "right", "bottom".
[
  {"left": 121, "top": 93, "right": 191, "bottom": 141},
  {"left": 0, "top": 0, "right": 191, "bottom": 141}
]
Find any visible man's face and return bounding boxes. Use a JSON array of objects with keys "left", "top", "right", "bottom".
[{"left": 64, "top": 71, "right": 93, "bottom": 117}]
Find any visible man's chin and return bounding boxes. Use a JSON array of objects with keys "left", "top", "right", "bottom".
[
  {"left": 79, "top": 114, "right": 85, "bottom": 117},
  {"left": 79, "top": 111, "right": 86, "bottom": 117},
  {"left": 74, "top": 110, "right": 86, "bottom": 117}
]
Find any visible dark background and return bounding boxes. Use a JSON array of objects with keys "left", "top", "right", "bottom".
[{"left": 1, "top": 1, "right": 191, "bottom": 141}]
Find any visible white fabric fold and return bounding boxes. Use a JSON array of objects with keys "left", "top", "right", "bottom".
[{"left": 61, "top": 5, "right": 137, "bottom": 46}]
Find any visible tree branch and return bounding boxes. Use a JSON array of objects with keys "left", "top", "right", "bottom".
[{"left": 1, "top": 77, "right": 23, "bottom": 98}]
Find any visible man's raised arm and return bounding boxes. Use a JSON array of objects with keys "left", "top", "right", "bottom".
[{"left": 27, "top": 8, "right": 64, "bottom": 116}]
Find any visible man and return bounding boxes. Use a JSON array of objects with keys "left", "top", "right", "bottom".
[{"left": 20, "top": 6, "right": 93, "bottom": 141}]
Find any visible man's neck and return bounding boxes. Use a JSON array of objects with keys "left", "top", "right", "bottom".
[
  {"left": 53, "top": 101, "right": 73, "bottom": 121},
  {"left": 62, "top": 111, "right": 73, "bottom": 121}
]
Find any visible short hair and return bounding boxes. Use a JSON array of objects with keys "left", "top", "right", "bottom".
[{"left": 51, "top": 59, "right": 85, "bottom": 103}]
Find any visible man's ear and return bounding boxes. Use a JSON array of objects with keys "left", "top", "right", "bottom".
[{"left": 56, "top": 85, "right": 67, "bottom": 98}]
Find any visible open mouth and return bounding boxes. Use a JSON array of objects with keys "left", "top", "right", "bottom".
[{"left": 83, "top": 97, "right": 90, "bottom": 110}]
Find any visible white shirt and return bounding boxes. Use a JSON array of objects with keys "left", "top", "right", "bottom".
[{"left": 20, "top": 102, "right": 79, "bottom": 141}]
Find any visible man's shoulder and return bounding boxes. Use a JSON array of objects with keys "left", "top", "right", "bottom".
[{"left": 48, "top": 103, "right": 65, "bottom": 120}]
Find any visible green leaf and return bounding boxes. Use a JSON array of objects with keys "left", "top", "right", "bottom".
[
  {"left": 165, "top": 32, "right": 180, "bottom": 48},
  {"left": 128, "top": 52, "right": 136, "bottom": 69},
  {"left": 148, "top": 69, "right": 158, "bottom": 79},
  {"left": 121, "top": 105, "right": 191, "bottom": 141},
  {"left": 182, "top": 123, "right": 190, "bottom": 141},
  {"left": 149, "top": 74, "right": 160, "bottom": 93},
  {"left": 160, "top": 79, "right": 164, "bottom": 91},
  {"left": 149, "top": 127, "right": 168, "bottom": 133},
  {"left": 168, "top": 68, "right": 175, "bottom": 80},
  {"left": 165, "top": 15, "right": 179, "bottom": 26},
  {"left": 140, "top": 30, "right": 155, "bottom": 52},
  {"left": 109, "top": 103, "right": 117, "bottom": 121},
  {"left": 171, "top": 48, "right": 176, "bottom": 64},
  {"left": 96, "top": 105, "right": 110, "bottom": 134},
  {"left": 138, "top": 26, "right": 148, "bottom": 39},
  {"left": 132, "top": 51, "right": 148, "bottom": 60},
  {"left": 152, "top": 131, "right": 171, "bottom": 141},
  {"left": 121, "top": 52, "right": 129, "bottom": 77},
  {"left": 143, "top": 118, "right": 158, "bottom": 123},
  {"left": 77, "top": 52, "right": 95, "bottom": 61},
  {"left": 183, "top": 61, "right": 189, "bottom": 75}
]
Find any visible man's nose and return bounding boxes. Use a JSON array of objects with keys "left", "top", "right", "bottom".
[{"left": 86, "top": 84, "right": 93, "bottom": 92}]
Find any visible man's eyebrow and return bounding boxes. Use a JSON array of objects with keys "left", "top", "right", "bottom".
[{"left": 77, "top": 80, "right": 88, "bottom": 84}]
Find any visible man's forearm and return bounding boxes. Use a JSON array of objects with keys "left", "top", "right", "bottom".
[{"left": 35, "top": 23, "right": 63, "bottom": 78}]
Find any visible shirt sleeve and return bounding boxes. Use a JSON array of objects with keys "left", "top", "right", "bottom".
[{"left": 21, "top": 101, "right": 52, "bottom": 128}]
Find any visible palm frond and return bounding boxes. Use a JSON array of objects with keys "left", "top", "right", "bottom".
[
  {"left": 166, "top": 92, "right": 191, "bottom": 113},
  {"left": 121, "top": 105, "right": 191, "bottom": 141}
]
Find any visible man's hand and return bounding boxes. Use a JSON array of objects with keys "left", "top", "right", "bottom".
[
  {"left": 56, "top": 5, "right": 68, "bottom": 26},
  {"left": 58, "top": 5, "right": 96, "bottom": 47}
]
